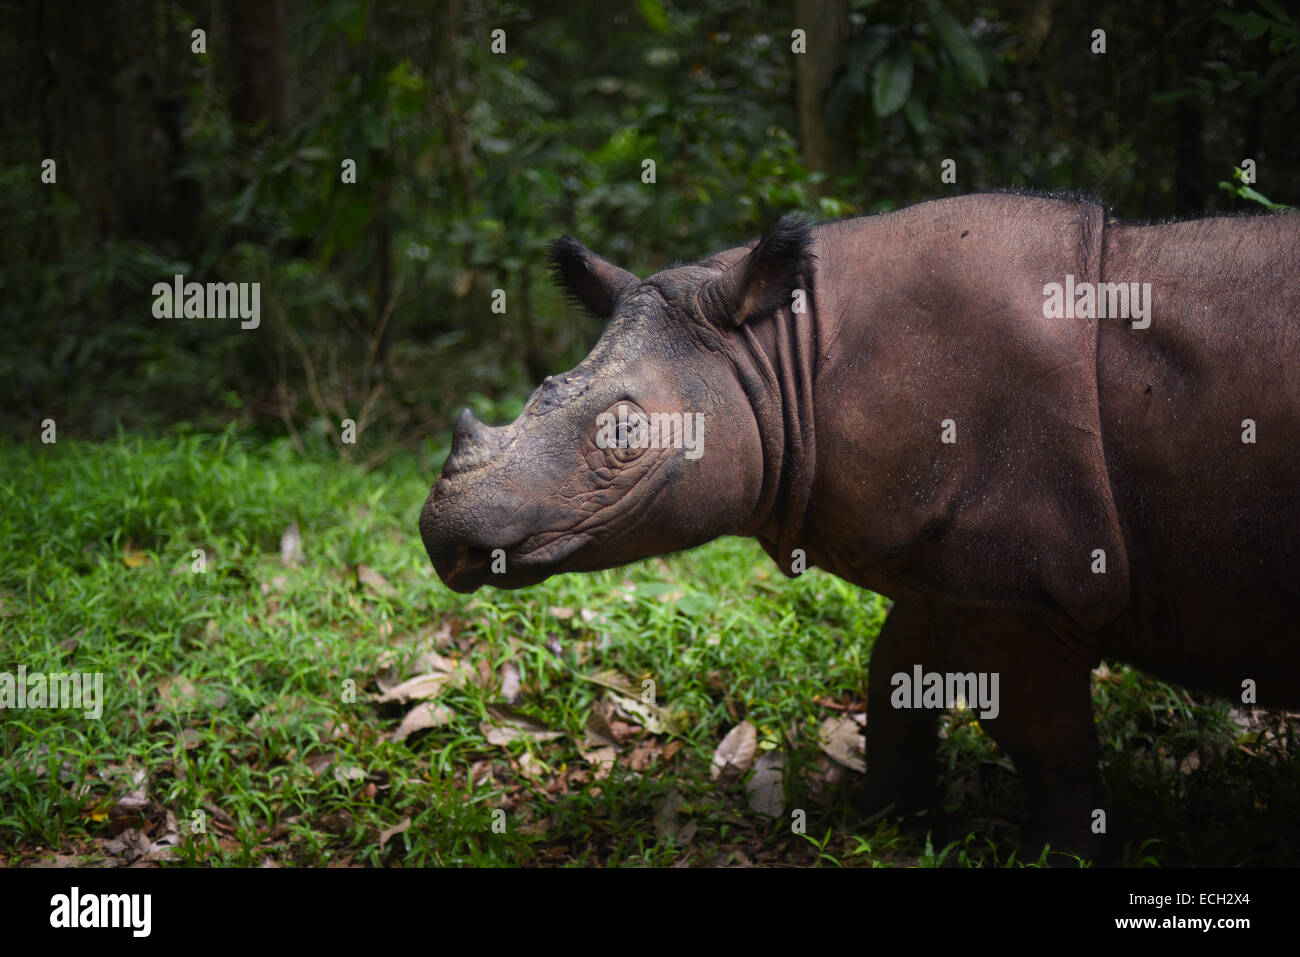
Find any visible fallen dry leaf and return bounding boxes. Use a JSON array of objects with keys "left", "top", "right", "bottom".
[
  {"left": 373, "top": 671, "right": 461, "bottom": 704},
  {"left": 332, "top": 765, "right": 366, "bottom": 784},
  {"left": 357, "top": 564, "right": 397, "bottom": 598},
  {"left": 481, "top": 704, "right": 564, "bottom": 745},
  {"left": 711, "top": 720, "right": 758, "bottom": 786},
  {"left": 626, "top": 742, "right": 661, "bottom": 771},
  {"left": 610, "top": 692, "right": 674, "bottom": 734},
  {"left": 280, "top": 523, "right": 305, "bottom": 566},
  {"left": 378, "top": 817, "right": 411, "bottom": 851},
  {"left": 411, "top": 648, "right": 463, "bottom": 676},
  {"left": 513, "top": 751, "right": 550, "bottom": 780},
  {"left": 581, "top": 669, "right": 641, "bottom": 697},
  {"left": 818, "top": 715, "right": 866, "bottom": 773},
  {"left": 583, "top": 700, "right": 620, "bottom": 748},
  {"left": 746, "top": 750, "right": 786, "bottom": 817},
  {"left": 317, "top": 810, "right": 353, "bottom": 834},
  {"left": 500, "top": 661, "right": 522, "bottom": 704},
  {"left": 305, "top": 752, "right": 336, "bottom": 776},
  {"left": 388, "top": 702, "right": 454, "bottom": 742}
]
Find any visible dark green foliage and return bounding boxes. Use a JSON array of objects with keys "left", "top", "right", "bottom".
[{"left": 1, "top": 1, "right": 1295, "bottom": 443}]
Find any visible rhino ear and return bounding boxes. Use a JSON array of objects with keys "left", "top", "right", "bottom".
[
  {"left": 548, "top": 236, "right": 639, "bottom": 319},
  {"left": 707, "top": 215, "right": 814, "bottom": 327}
]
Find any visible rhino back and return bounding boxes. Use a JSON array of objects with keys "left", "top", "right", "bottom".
[{"left": 1095, "top": 213, "right": 1300, "bottom": 699}]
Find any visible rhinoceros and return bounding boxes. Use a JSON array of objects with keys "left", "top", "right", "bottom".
[{"left": 420, "top": 192, "right": 1300, "bottom": 855}]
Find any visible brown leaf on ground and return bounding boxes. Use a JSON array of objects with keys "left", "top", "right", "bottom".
[
  {"left": 378, "top": 817, "right": 411, "bottom": 851},
  {"left": 583, "top": 700, "right": 620, "bottom": 748},
  {"left": 481, "top": 704, "right": 565, "bottom": 745},
  {"left": 205, "top": 803, "right": 237, "bottom": 834},
  {"left": 818, "top": 714, "right": 866, "bottom": 773},
  {"left": 581, "top": 669, "right": 640, "bottom": 697},
  {"left": 155, "top": 676, "right": 196, "bottom": 709},
  {"left": 610, "top": 692, "right": 675, "bottom": 734},
  {"left": 711, "top": 720, "right": 758, "bottom": 786},
  {"left": 626, "top": 741, "right": 661, "bottom": 771},
  {"left": 500, "top": 660, "right": 522, "bottom": 704},
  {"left": 373, "top": 670, "right": 462, "bottom": 704},
  {"left": 513, "top": 751, "right": 550, "bottom": 780},
  {"left": 412, "top": 648, "right": 465, "bottom": 677},
  {"left": 305, "top": 752, "right": 337, "bottom": 776},
  {"left": 102, "top": 828, "right": 153, "bottom": 860},
  {"left": 608, "top": 717, "right": 639, "bottom": 744},
  {"left": 101, "top": 811, "right": 180, "bottom": 864},
  {"left": 107, "top": 792, "right": 163, "bottom": 835},
  {"left": 280, "top": 523, "right": 305, "bottom": 566},
  {"left": 388, "top": 702, "right": 454, "bottom": 742},
  {"left": 373, "top": 666, "right": 402, "bottom": 694},
  {"left": 332, "top": 765, "right": 366, "bottom": 785},
  {"left": 317, "top": 810, "right": 353, "bottom": 834},
  {"left": 812, "top": 695, "right": 867, "bottom": 712},
  {"left": 578, "top": 746, "right": 617, "bottom": 780},
  {"left": 746, "top": 750, "right": 786, "bottom": 817},
  {"left": 356, "top": 564, "right": 397, "bottom": 598}
]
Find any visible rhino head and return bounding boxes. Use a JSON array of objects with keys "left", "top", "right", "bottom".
[{"left": 420, "top": 217, "right": 816, "bottom": 593}]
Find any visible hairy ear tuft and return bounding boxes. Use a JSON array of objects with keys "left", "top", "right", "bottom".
[
  {"left": 547, "top": 236, "right": 639, "bottom": 319},
  {"left": 707, "top": 215, "right": 816, "bottom": 326}
]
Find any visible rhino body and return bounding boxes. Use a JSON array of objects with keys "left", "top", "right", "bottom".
[{"left": 421, "top": 193, "right": 1300, "bottom": 854}]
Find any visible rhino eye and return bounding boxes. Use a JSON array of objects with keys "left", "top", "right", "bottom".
[
  {"left": 598, "top": 402, "right": 648, "bottom": 464},
  {"left": 612, "top": 426, "right": 644, "bottom": 462}
]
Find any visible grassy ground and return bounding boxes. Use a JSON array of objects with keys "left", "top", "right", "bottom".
[{"left": 1, "top": 431, "right": 1296, "bottom": 867}]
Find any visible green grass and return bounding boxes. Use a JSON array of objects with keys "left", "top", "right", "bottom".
[{"left": 0, "top": 430, "right": 1296, "bottom": 866}]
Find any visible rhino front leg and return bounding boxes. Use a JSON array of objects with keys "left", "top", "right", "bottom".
[
  {"left": 947, "top": 620, "right": 1101, "bottom": 861},
  {"left": 863, "top": 603, "right": 941, "bottom": 820}
]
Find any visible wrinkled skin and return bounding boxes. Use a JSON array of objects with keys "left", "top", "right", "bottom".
[{"left": 421, "top": 193, "right": 1300, "bottom": 857}]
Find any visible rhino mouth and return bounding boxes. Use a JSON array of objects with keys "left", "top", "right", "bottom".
[
  {"left": 430, "top": 533, "right": 594, "bottom": 593},
  {"left": 437, "top": 543, "right": 492, "bottom": 593}
]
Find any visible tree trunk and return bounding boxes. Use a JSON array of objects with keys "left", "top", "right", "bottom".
[
  {"left": 229, "top": 0, "right": 285, "bottom": 134},
  {"left": 794, "top": 0, "right": 850, "bottom": 180}
]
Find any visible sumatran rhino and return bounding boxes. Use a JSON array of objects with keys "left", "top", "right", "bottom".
[{"left": 420, "top": 193, "right": 1300, "bottom": 855}]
